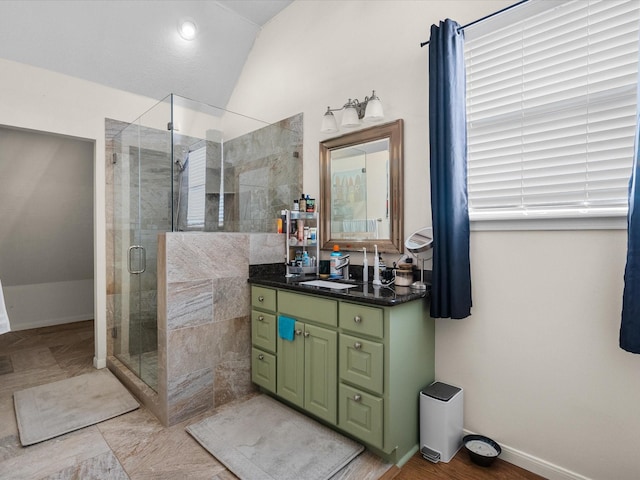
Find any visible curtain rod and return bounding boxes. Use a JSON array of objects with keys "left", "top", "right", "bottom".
[{"left": 419, "top": 0, "right": 530, "bottom": 47}]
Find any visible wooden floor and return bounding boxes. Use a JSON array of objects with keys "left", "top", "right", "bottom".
[
  {"left": 0, "top": 320, "right": 545, "bottom": 479},
  {"left": 393, "top": 450, "right": 546, "bottom": 480}
]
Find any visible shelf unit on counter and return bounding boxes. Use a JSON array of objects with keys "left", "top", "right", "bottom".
[{"left": 285, "top": 209, "right": 319, "bottom": 277}]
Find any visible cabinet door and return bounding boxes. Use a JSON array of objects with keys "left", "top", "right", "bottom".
[
  {"left": 251, "top": 310, "right": 276, "bottom": 353},
  {"left": 277, "top": 321, "right": 304, "bottom": 408},
  {"left": 304, "top": 323, "right": 337, "bottom": 424}
]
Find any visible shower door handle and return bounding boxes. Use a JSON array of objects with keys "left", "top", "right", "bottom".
[{"left": 128, "top": 245, "right": 146, "bottom": 274}]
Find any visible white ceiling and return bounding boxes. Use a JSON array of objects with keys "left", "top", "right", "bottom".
[{"left": 0, "top": 0, "right": 293, "bottom": 108}]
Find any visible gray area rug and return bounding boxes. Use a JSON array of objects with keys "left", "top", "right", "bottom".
[
  {"left": 14, "top": 369, "right": 139, "bottom": 446},
  {"left": 186, "top": 394, "right": 364, "bottom": 480}
]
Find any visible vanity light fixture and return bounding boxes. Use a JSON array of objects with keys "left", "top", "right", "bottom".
[
  {"left": 178, "top": 19, "right": 198, "bottom": 41},
  {"left": 320, "top": 90, "right": 384, "bottom": 133}
]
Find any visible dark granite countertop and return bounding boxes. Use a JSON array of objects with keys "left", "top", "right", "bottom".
[{"left": 248, "top": 273, "right": 430, "bottom": 307}]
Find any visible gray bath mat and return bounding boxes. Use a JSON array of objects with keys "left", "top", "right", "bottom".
[
  {"left": 186, "top": 394, "right": 364, "bottom": 480},
  {"left": 14, "top": 369, "right": 139, "bottom": 446}
]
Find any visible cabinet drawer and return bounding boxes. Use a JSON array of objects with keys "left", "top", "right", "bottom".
[
  {"left": 251, "top": 310, "right": 276, "bottom": 353},
  {"left": 339, "top": 383, "right": 383, "bottom": 449},
  {"left": 278, "top": 290, "right": 338, "bottom": 327},
  {"left": 339, "top": 302, "right": 383, "bottom": 339},
  {"left": 251, "top": 347, "right": 276, "bottom": 393},
  {"left": 252, "top": 286, "right": 277, "bottom": 312},
  {"left": 339, "top": 333, "right": 383, "bottom": 394}
]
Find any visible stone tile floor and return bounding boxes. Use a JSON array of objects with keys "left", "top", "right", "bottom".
[{"left": 0, "top": 320, "right": 391, "bottom": 480}]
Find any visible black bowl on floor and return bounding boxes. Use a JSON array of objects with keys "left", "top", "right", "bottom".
[{"left": 462, "top": 434, "right": 501, "bottom": 467}]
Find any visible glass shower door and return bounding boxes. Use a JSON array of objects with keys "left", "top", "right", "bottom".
[{"left": 113, "top": 119, "right": 171, "bottom": 391}]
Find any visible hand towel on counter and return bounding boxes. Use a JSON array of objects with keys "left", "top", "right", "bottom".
[
  {"left": 0, "top": 279, "right": 11, "bottom": 335},
  {"left": 278, "top": 315, "right": 296, "bottom": 341}
]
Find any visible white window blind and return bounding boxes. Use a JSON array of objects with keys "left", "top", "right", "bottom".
[
  {"left": 187, "top": 146, "right": 206, "bottom": 227},
  {"left": 465, "top": 0, "right": 640, "bottom": 221}
]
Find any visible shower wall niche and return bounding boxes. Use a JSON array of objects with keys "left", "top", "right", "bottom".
[{"left": 106, "top": 94, "right": 302, "bottom": 425}]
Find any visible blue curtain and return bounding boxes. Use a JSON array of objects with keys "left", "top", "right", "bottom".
[
  {"left": 620, "top": 92, "right": 640, "bottom": 353},
  {"left": 428, "top": 19, "right": 472, "bottom": 319}
]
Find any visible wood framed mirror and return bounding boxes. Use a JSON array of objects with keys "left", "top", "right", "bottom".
[{"left": 319, "top": 119, "right": 403, "bottom": 253}]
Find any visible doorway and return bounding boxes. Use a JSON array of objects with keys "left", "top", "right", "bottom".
[{"left": 0, "top": 125, "right": 94, "bottom": 331}]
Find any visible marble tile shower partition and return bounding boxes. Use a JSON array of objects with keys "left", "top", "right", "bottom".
[{"left": 156, "top": 232, "right": 285, "bottom": 425}]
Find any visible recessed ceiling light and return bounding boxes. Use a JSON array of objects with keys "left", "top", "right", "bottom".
[{"left": 178, "top": 19, "right": 197, "bottom": 41}]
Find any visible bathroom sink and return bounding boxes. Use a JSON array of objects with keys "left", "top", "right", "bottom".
[{"left": 299, "top": 280, "right": 355, "bottom": 290}]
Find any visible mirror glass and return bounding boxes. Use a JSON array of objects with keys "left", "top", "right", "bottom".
[
  {"left": 320, "top": 119, "right": 403, "bottom": 253},
  {"left": 405, "top": 227, "right": 433, "bottom": 255}
]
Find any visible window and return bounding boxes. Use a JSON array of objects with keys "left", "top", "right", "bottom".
[
  {"left": 186, "top": 146, "right": 206, "bottom": 228},
  {"left": 465, "top": 0, "right": 640, "bottom": 223}
]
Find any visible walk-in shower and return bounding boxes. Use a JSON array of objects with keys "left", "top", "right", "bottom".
[{"left": 106, "top": 94, "right": 302, "bottom": 403}]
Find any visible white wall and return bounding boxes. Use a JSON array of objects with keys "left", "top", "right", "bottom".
[
  {"left": 0, "top": 57, "right": 160, "bottom": 367},
  {"left": 0, "top": 126, "right": 94, "bottom": 330},
  {"left": 3, "top": 280, "right": 94, "bottom": 330},
  {"left": 227, "top": 1, "right": 640, "bottom": 479}
]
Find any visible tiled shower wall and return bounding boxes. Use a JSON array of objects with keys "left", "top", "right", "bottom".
[{"left": 105, "top": 112, "right": 302, "bottom": 425}]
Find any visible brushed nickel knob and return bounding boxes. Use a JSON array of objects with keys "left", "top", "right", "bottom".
[
  {"left": 354, "top": 342, "right": 362, "bottom": 350},
  {"left": 258, "top": 354, "right": 264, "bottom": 360},
  {"left": 354, "top": 315, "right": 362, "bottom": 323},
  {"left": 304, "top": 331, "right": 310, "bottom": 337},
  {"left": 258, "top": 295, "right": 264, "bottom": 302},
  {"left": 295, "top": 329, "right": 303, "bottom": 336},
  {"left": 354, "top": 394, "right": 362, "bottom": 402},
  {"left": 258, "top": 315, "right": 264, "bottom": 322}
]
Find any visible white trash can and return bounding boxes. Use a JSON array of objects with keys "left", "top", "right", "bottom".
[{"left": 419, "top": 381, "right": 464, "bottom": 463}]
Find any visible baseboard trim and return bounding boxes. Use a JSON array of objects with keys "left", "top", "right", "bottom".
[
  {"left": 463, "top": 429, "right": 591, "bottom": 480},
  {"left": 93, "top": 356, "right": 107, "bottom": 369},
  {"left": 10, "top": 314, "right": 93, "bottom": 331}
]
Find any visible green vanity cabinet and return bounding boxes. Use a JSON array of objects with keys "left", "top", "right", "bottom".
[
  {"left": 339, "top": 332, "right": 384, "bottom": 395},
  {"left": 278, "top": 290, "right": 338, "bottom": 327},
  {"left": 337, "top": 298, "right": 435, "bottom": 465},
  {"left": 339, "top": 382, "right": 383, "bottom": 448},
  {"left": 251, "top": 310, "right": 277, "bottom": 353},
  {"left": 276, "top": 321, "right": 304, "bottom": 407},
  {"left": 303, "top": 323, "right": 337, "bottom": 423},
  {"left": 250, "top": 285, "right": 434, "bottom": 467},
  {"left": 251, "top": 287, "right": 278, "bottom": 393},
  {"left": 252, "top": 285, "right": 277, "bottom": 312},
  {"left": 252, "top": 347, "right": 276, "bottom": 392},
  {"left": 276, "top": 304, "right": 338, "bottom": 425}
]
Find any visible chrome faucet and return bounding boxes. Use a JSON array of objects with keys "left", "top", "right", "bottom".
[{"left": 335, "top": 254, "right": 350, "bottom": 279}]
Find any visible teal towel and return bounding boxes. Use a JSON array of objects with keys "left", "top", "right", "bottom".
[{"left": 278, "top": 315, "right": 296, "bottom": 341}]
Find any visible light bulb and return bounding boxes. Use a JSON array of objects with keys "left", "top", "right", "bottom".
[
  {"left": 341, "top": 105, "right": 361, "bottom": 128},
  {"left": 320, "top": 108, "right": 338, "bottom": 133},
  {"left": 364, "top": 91, "right": 384, "bottom": 122},
  {"left": 179, "top": 20, "right": 198, "bottom": 41}
]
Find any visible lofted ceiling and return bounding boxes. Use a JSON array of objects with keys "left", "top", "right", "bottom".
[{"left": 0, "top": 0, "right": 293, "bottom": 109}]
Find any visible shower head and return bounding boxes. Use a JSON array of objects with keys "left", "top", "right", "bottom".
[{"left": 175, "top": 155, "right": 188, "bottom": 172}]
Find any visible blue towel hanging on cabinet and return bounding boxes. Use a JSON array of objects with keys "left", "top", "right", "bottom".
[{"left": 278, "top": 315, "right": 296, "bottom": 341}]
